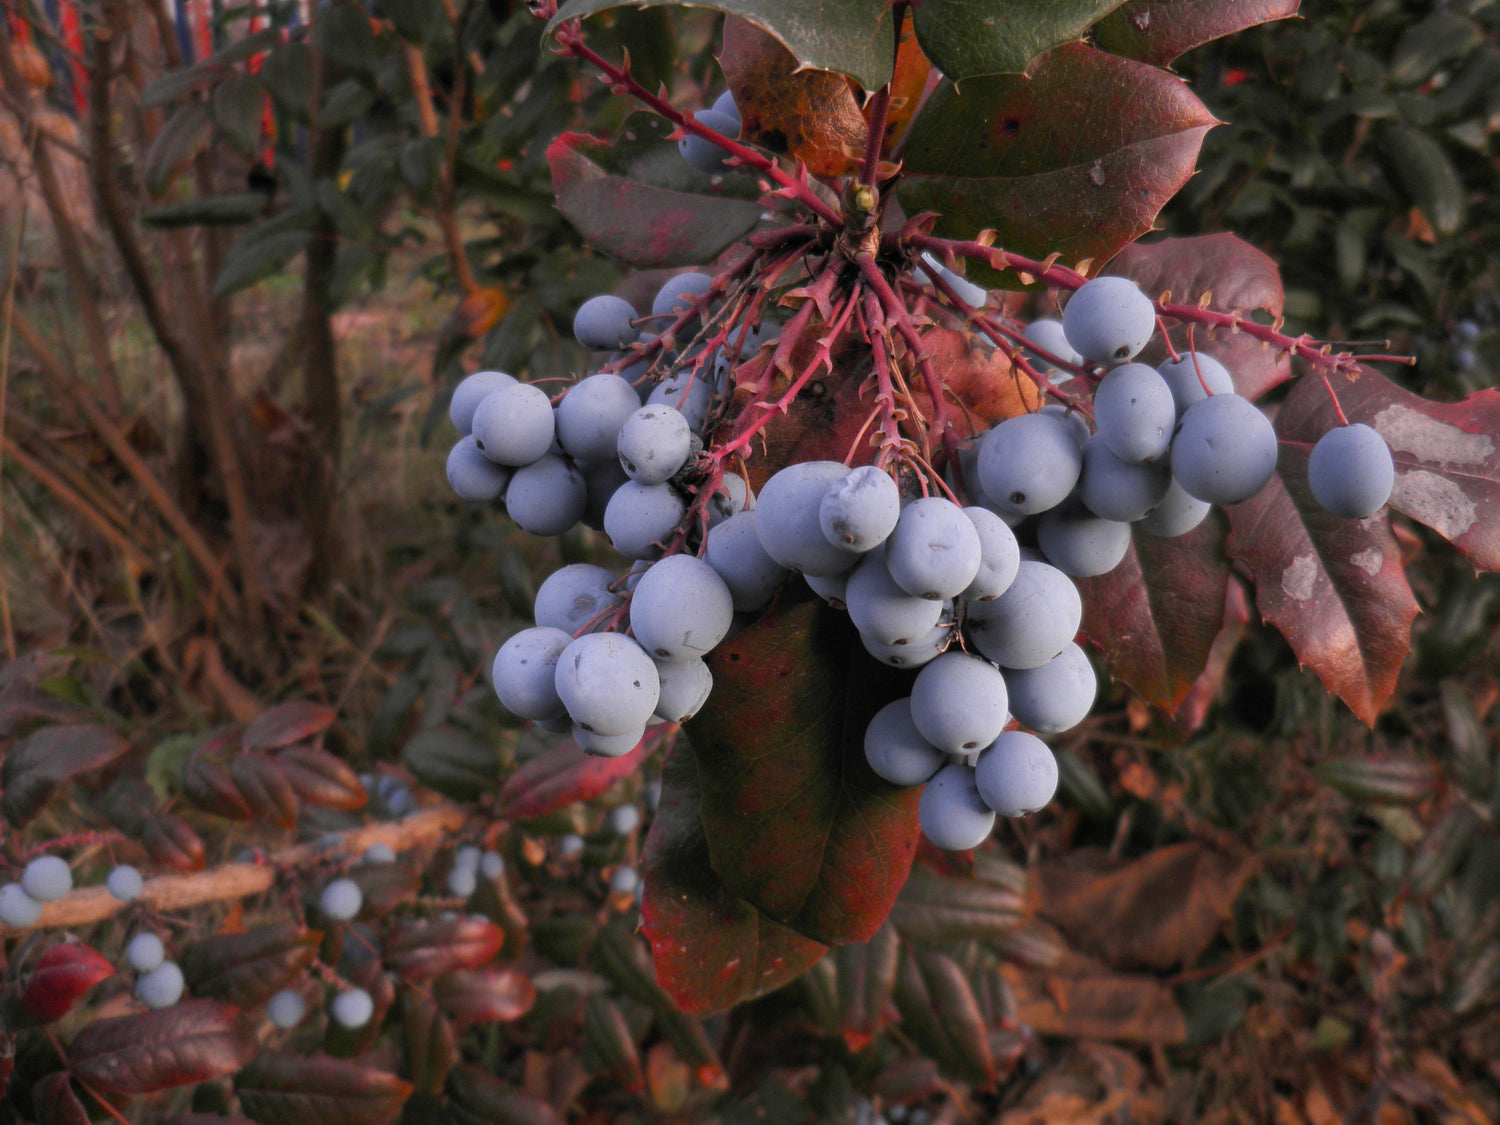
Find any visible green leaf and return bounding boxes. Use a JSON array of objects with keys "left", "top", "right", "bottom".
[
  {"left": 213, "top": 228, "right": 313, "bottom": 298},
  {"left": 888, "top": 863, "right": 1027, "bottom": 946},
  {"left": 381, "top": 0, "right": 448, "bottom": 44},
  {"left": 1389, "top": 10, "right": 1484, "bottom": 87},
  {"left": 144, "top": 104, "right": 215, "bottom": 197},
  {"left": 897, "top": 45, "right": 1217, "bottom": 277},
  {"left": 2, "top": 724, "right": 131, "bottom": 828},
  {"left": 315, "top": 2, "right": 383, "bottom": 76},
  {"left": 685, "top": 599, "right": 922, "bottom": 946},
  {"left": 400, "top": 725, "right": 502, "bottom": 800},
  {"left": 141, "top": 194, "right": 267, "bottom": 229},
  {"left": 236, "top": 1052, "right": 413, "bottom": 1125},
  {"left": 212, "top": 72, "right": 267, "bottom": 156},
  {"left": 1092, "top": 0, "right": 1301, "bottom": 69},
  {"left": 261, "top": 42, "right": 316, "bottom": 117},
  {"left": 639, "top": 741, "right": 828, "bottom": 1015},
  {"left": 546, "top": 0, "right": 896, "bottom": 91},
  {"left": 1375, "top": 122, "right": 1467, "bottom": 237},
  {"left": 913, "top": 0, "right": 1128, "bottom": 81}
]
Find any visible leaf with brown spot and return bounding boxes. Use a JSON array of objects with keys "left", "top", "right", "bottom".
[
  {"left": 640, "top": 741, "right": 827, "bottom": 1015},
  {"left": 68, "top": 1000, "right": 257, "bottom": 1096},
  {"left": 241, "top": 701, "right": 336, "bottom": 751},
  {"left": 686, "top": 599, "right": 922, "bottom": 946},
  {"left": 898, "top": 45, "right": 1217, "bottom": 281},
  {"left": 720, "top": 16, "right": 868, "bottom": 178},
  {"left": 235, "top": 1052, "right": 413, "bottom": 1125},
  {"left": 1035, "top": 842, "right": 1257, "bottom": 970},
  {"left": 179, "top": 923, "right": 320, "bottom": 1009},
  {"left": 1, "top": 723, "right": 131, "bottom": 828}
]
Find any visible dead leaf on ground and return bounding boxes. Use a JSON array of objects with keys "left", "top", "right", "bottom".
[{"left": 999, "top": 960, "right": 1187, "bottom": 1045}]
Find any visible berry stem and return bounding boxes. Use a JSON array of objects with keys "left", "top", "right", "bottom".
[{"left": 547, "top": 19, "right": 845, "bottom": 229}]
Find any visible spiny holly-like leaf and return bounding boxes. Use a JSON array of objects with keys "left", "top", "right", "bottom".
[
  {"left": 546, "top": 0, "right": 896, "bottom": 91},
  {"left": 1279, "top": 364, "right": 1500, "bottom": 572},
  {"left": 685, "top": 599, "right": 922, "bottom": 946},
  {"left": 22, "top": 942, "right": 115, "bottom": 1024},
  {"left": 235, "top": 1052, "right": 413, "bottom": 1125},
  {"left": 497, "top": 729, "right": 658, "bottom": 821},
  {"left": 241, "top": 701, "right": 336, "bottom": 751},
  {"left": 1, "top": 723, "right": 131, "bottom": 828},
  {"left": 547, "top": 118, "right": 766, "bottom": 269},
  {"left": 897, "top": 44, "right": 1217, "bottom": 281},
  {"left": 277, "top": 745, "right": 367, "bottom": 811},
  {"left": 1092, "top": 0, "right": 1301, "bottom": 69},
  {"left": 913, "top": 0, "right": 1129, "bottom": 81},
  {"left": 1109, "top": 232, "right": 1291, "bottom": 400},
  {"left": 383, "top": 916, "right": 504, "bottom": 982},
  {"left": 432, "top": 968, "right": 536, "bottom": 1030},
  {"left": 1077, "top": 518, "right": 1230, "bottom": 715},
  {"left": 68, "top": 1000, "right": 257, "bottom": 1096},
  {"left": 719, "top": 17, "right": 868, "bottom": 178},
  {"left": 179, "top": 923, "right": 320, "bottom": 1009},
  {"left": 1226, "top": 443, "right": 1420, "bottom": 727},
  {"left": 640, "top": 741, "right": 827, "bottom": 1015}
]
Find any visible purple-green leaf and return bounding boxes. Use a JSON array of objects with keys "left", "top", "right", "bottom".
[
  {"left": 1092, "top": 0, "right": 1301, "bottom": 69},
  {"left": 68, "top": 1000, "right": 257, "bottom": 1096},
  {"left": 914, "top": 0, "right": 1129, "bottom": 80},
  {"left": 897, "top": 44, "right": 1217, "bottom": 278},
  {"left": 2, "top": 723, "right": 131, "bottom": 828},
  {"left": 234, "top": 1052, "right": 413, "bottom": 1125}
]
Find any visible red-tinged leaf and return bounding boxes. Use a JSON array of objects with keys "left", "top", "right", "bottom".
[
  {"left": 1226, "top": 456, "right": 1419, "bottom": 727},
  {"left": 1109, "top": 232, "right": 1291, "bottom": 401},
  {"left": 242, "top": 701, "right": 336, "bottom": 751},
  {"left": 1278, "top": 365, "right": 1500, "bottom": 572},
  {"left": 432, "top": 968, "right": 536, "bottom": 1030},
  {"left": 68, "top": 1000, "right": 256, "bottom": 1096},
  {"left": 892, "top": 950, "right": 996, "bottom": 1088},
  {"left": 1173, "top": 577, "right": 1254, "bottom": 733},
  {"left": 165, "top": 1116, "right": 259, "bottom": 1125},
  {"left": 897, "top": 45, "right": 1217, "bottom": 281},
  {"left": 142, "top": 812, "right": 208, "bottom": 872},
  {"left": 179, "top": 923, "right": 320, "bottom": 1009},
  {"left": 1, "top": 723, "right": 131, "bottom": 827},
  {"left": 235, "top": 1051, "right": 413, "bottom": 1125},
  {"left": 547, "top": 121, "right": 765, "bottom": 269},
  {"left": 228, "top": 751, "right": 300, "bottom": 828},
  {"left": 1093, "top": 0, "right": 1301, "bottom": 69},
  {"left": 22, "top": 942, "right": 115, "bottom": 1024},
  {"left": 719, "top": 17, "right": 868, "bottom": 178},
  {"left": 833, "top": 922, "right": 900, "bottom": 1052},
  {"left": 277, "top": 744, "right": 367, "bottom": 811},
  {"left": 182, "top": 751, "right": 254, "bottom": 820},
  {"left": 498, "top": 730, "right": 656, "bottom": 821},
  {"left": 640, "top": 742, "right": 828, "bottom": 1015},
  {"left": 383, "top": 916, "right": 504, "bottom": 982},
  {"left": 1076, "top": 517, "right": 1231, "bottom": 714},
  {"left": 401, "top": 989, "right": 458, "bottom": 1098},
  {"left": 34, "top": 1072, "right": 89, "bottom": 1125},
  {"left": 686, "top": 599, "right": 922, "bottom": 946},
  {"left": 589, "top": 923, "right": 721, "bottom": 1070},
  {"left": 446, "top": 1064, "right": 564, "bottom": 1125}
]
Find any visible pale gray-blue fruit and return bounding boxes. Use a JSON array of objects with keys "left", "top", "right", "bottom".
[
  {"left": 1171, "top": 394, "right": 1278, "bottom": 504},
  {"left": 573, "top": 295, "right": 639, "bottom": 349},
  {"left": 918, "top": 763, "right": 996, "bottom": 850},
  {"left": 910, "top": 651, "right": 1009, "bottom": 752},
  {"left": 1308, "top": 423, "right": 1394, "bottom": 518},
  {"left": 864, "top": 698, "right": 946, "bottom": 786},
  {"left": 1061, "top": 275, "right": 1156, "bottom": 365},
  {"left": 974, "top": 730, "right": 1059, "bottom": 816}
]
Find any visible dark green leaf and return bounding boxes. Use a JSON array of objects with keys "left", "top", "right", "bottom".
[
  {"left": 382, "top": 0, "right": 447, "bottom": 44},
  {"left": 262, "top": 42, "right": 316, "bottom": 116},
  {"left": 212, "top": 72, "right": 266, "bottom": 156},
  {"left": 893, "top": 950, "right": 996, "bottom": 1087},
  {"left": 639, "top": 742, "right": 827, "bottom": 1015},
  {"left": 832, "top": 923, "right": 899, "bottom": 1051},
  {"left": 213, "top": 228, "right": 313, "bottom": 298},
  {"left": 445, "top": 1065, "right": 564, "bottom": 1125},
  {"left": 400, "top": 724, "right": 501, "bottom": 800},
  {"left": 889, "top": 863, "right": 1027, "bottom": 946},
  {"left": 546, "top": 0, "right": 895, "bottom": 90},
  {"left": 1314, "top": 757, "right": 1442, "bottom": 805},
  {"left": 401, "top": 989, "right": 458, "bottom": 1099},
  {"left": 1092, "top": 0, "right": 1300, "bottom": 69},
  {"left": 1375, "top": 122, "right": 1466, "bottom": 237},
  {"left": 1389, "top": 11, "right": 1484, "bottom": 86},
  {"left": 145, "top": 104, "right": 215, "bottom": 196},
  {"left": 315, "top": 2, "right": 383, "bottom": 75},
  {"left": 898, "top": 45, "right": 1217, "bottom": 276},
  {"left": 2, "top": 723, "right": 131, "bottom": 828},
  {"left": 914, "top": 0, "right": 1127, "bottom": 80},
  {"left": 686, "top": 600, "right": 922, "bottom": 946},
  {"left": 141, "top": 194, "right": 267, "bottom": 229},
  {"left": 319, "top": 79, "right": 379, "bottom": 128}
]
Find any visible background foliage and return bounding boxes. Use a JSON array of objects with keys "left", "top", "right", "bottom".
[{"left": 1, "top": 0, "right": 1499, "bottom": 1122}]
